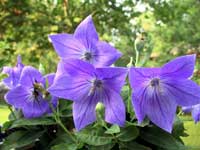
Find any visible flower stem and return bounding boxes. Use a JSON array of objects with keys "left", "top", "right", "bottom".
[
  {"left": 8, "top": 105, "right": 17, "bottom": 120},
  {"left": 127, "top": 83, "right": 131, "bottom": 114},
  {"left": 103, "top": 122, "right": 118, "bottom": 143},
  {"left": 56, "top": 118, "right": 77, "bottom": 143},
  {"left": 48, "top": 102, "right": 77, "bottom": 143},
  {"left": 134, "top": 40, "right": 139, "bottom": 67}
]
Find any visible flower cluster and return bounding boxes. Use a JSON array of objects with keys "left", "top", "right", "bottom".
[{"left": 2, "top": 15, "right": 200, "bottom": 133}]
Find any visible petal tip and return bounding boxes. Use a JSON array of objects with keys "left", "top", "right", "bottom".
[{"left": 17, "top": 55, "right": 22, "bottom": 64}]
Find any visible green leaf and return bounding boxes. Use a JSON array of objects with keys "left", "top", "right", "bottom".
[
  {"left": 10, "top": 117, "right": 56, "bottom": 128},
  {"left": 121, "top": 85, "right": 129, "bottom": 101},
  {"left": 75, "top": 130, "right": 113, "bottom": 146},
  {"left": 1, "top": 130, "right": 45, "bottom": 150},
  {"left": 126, "top": 118, "right": 150, "bottom": 127},
  {"left": 51, "top": 143, "right": 77, "bottom": 150},
  {"left": 173, "top": 117, "right": 187, "bottom": 137},
  {"left": 105, "top": 124, "right": 120, "bottom": 134},
  {"left": 2, "top": 120, "right": 14, "bottom": 132},
  {"left": 172, "top": 117, "right": 187, "bottom": 144},
  {"left": 50, "top": 132, "right": 74, "bottom": 146},
  {"left": 117, "top": 125, "right": 139, "bottom": 142},
  {"left": 88, "top": 143, "right": 115, "bottom": 150},
  {"left": 119, "top": 141, "right": 151, "bottom": 150},
  {"left": 140, "top": 126, "right": 188, "bottom": 150},
  {"left": 59, "top": 100, "right": 72, "bottom": 117},
  {"left": 8, "top": 108, "right": 23, "bottom": 120}
]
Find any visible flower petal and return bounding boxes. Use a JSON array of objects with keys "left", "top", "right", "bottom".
[
  {"left": 191, "top": 104, "right": 200, "bottom": 123},
  {"left": 19, "top": 66, "right": 43, "bottom": 88},
  {"left": 129, "top": 67, "right": 161, "bottom": 88},
  {"left": 182, "top": 106, "right": 192, "bottom": 113},
  {"left": 16, "top": 55, "right": 24, "bottom": 68},
  {"left": 2, "top": 67, "right": 14, "bottom": 88},
  {"left": 43, "top": 73, "right": 58, "bottom": 110},
  {"left": 54, "top": 61, "right": 69, "bottom": 81},
  {"left": 73, "top": 91, "right": 99, "bottom": 131},
  {"left": 44, "top": 73, "right": 55, "bottom": 87},
  {"left": 59, "top": 59, "right": 96, "bottom": 77},
  {"left": 94, "top": 41, "right": 122, "bottom": 67},
  {"left": 5, "top": 85, "right": 30, "bottom": 108},
  {"left": 2, "top": 66, "right": 12, "bottom": 75},
  {"left": 2, "top": 55, "right": 24, "bottom": 89},
  {"left": 49, "top": 33, "right": 85, "bottom": 59},
  {"left": 51, "top": 96, "right": 58, "bottom": 109},
  {"left": 131, "top": 88, "right": 147, "bottom": 124},
  {"left": 74, "top": 15, "right": 99, "bottom": 48},
  {"left": 163, "top": 79, "right": 200, "bottom": 106},
  {"left": 48, "top": 75, "right": 92, "bottom": 102},
  {"left": 161, "top": 54, "right": 196, "bottom": 78},
  {"left": 22, "top": 96, "right": 49, "bottom": 118},
  {"left": 96, "top": 67, "right": 127, "bottom": 93},
  {"left": 144, "top": 88, "right": 177, "bottom": 133},
  {"left": 103, "top": 88, "right": 125, "bottom": 126}
]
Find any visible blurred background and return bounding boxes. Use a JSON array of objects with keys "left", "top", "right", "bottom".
[{"left": 1, "top": 0, "right": 200, "bottom": 147}]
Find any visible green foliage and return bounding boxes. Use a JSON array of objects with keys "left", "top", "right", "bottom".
[
  {"left": 75, "top": 128, "right": 113, "bottom": 146},
  {"left": 140, "top": 126, "right": 187, "bottom": 150},
  {"left": 0, "top": 98, "right": 187, "bottom": 150},
  {"left": 51, "top": 143, "right": 77, "bottom": 150},
  {"left": 116, "top": 125, "right": 139, "bottom": 142},
  {"left": 9, "top": 117, "right": 56, "bottom": 128},
  {"left": 0, "top": 0, "right": 142, "bottom": 71},
  {"left": 105, "top": 125, "right": 120, "bottom": 134},
  {"left": 0, "top": 130, "right": 45, "bottom": 150},
  {"left": 1, "top": 0, "right": 200, "bottom": 73}
]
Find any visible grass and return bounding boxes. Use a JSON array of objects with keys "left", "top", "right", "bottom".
[
  {"left": 181, "top": 120, "right": 200, "bottom": 148},
  {"left": 0, "top": 105, "right": 10, "bottom": 124}
]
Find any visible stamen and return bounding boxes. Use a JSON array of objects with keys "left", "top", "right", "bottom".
[
  {"left": 83, "top": 52, "right": 92, "bottom": 61},
  {"left": 32, "top": 82, "right": 44, "bottom": 101},
  {"left": 150, "top": 78, "right": 160, "bottom": 87},
  {"left": 93, "top": 80, "right": 102, "bottom": 88},
  {"left": 88, "top": 79, "right": 103, "bottom": 96}
]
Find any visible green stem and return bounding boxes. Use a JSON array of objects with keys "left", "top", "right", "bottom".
[
  {"left": 134, "top": 41, "right": 139, "bottom": 67},
  {"left": 49, "top": 102, "right": 77, "bottom": 143},
  {"left": 56, "top": 118, "right": 76, "bottom": 142},
  {"left": 8, "top": 105, "right": 17, "bottom": 119},
  {"left": 177, "top": 110, "right": 183, "bottom": 116},
  {"left": 103, "top": 123, "right": 118, "bottom": 143},
  {"left": 127, "top": 83, "right": 131, "bottom": 114}
]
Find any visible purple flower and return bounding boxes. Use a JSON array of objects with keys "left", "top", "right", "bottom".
[
  {"left": 182, "top": 106, "right": 193, "bottom": 113},
  {"left": 2, "top": 55, "right": 24, "bottom": 89},
  {"left": 129, "top": 54, "right": 200, "bottom": 132},
  {"left": 5, "top": 66, "right": 58, "bottom": 118},
  {"left": 182, "top": 104, "right": 200, "bottom": 123},
  {"left": 49, "top": 15, "right": 122, "bottom": 67},
  {"left": 48, "top": 59, "right": 127, "bottom": 131}
]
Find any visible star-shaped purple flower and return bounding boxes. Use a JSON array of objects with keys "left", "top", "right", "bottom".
[
  {"left": 49, "top": 15, "right": 122, "bottom": 67},
  {"left": 5, "top": 66, "right": 58, "bottom": 118},
  {"left": 48, "top": 59, "right": 127, "bottom": 131},
  {"left": 2, "top": 55, "right": 24, "bottom": 89},
  {"left": 129, "top": 54, "right": 200, "bottom": 132},
  {"left": 183, "top": 104, "right": 200, "bottom": 123}
]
